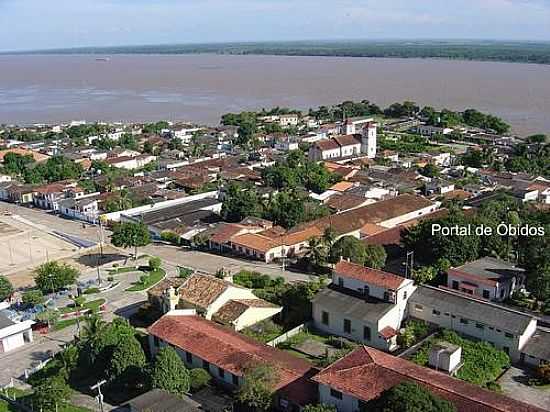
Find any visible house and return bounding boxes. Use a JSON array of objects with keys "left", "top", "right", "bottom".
[
  {"left": 0, "top": 312, "right": 34, "bottom": 353},
  {"left": 312, "top": 261, "right": 416, "bottom": 352},
  {"left": 148, "top": 313, "right": 317, "bottom": 410},
  {"left": 313, "top": 346, "right": 544, "bottom": 412},
  {"left": 409, "top": 285, "right": 537, "bottom": 361},
  {"left": 106, "top": 154, "right": 157, "bottom": 170},
  {"left": 425, "top": 179, "right": 455, "bottom": 196},
  {"left": 58, "top": 195, "right": 100, "bottom": 223},
  {"left": 446, "top": 257, "right": 525, "bottom": 302},
  {"left": 155, "top": 273, "right": 282, "bottom": 331},
  {"left": 33, "top": 182, "right": 75, "bottom": 211},
  {"left": 520, "top": 329, "right": 550, "bottom": 367},
  {"left": 278, "top": 114, "right": 299, "bottom": 127}
]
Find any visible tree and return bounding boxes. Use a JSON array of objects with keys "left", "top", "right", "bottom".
[
  {"left": 237, "top": 364, "right": 279, "bottom": 411},
  {"left": 32, "top": 373, "right": 72, "bottom": 412},
  {"left": 306, "top": 237, "right": 329, "bottom": 269},
  {"left": 34, "top": 261, "right": 79, "bottom": 293},
  {"left": 149, "top": 256, "right": 162, "bottom": 271},
  {"left": 190, "top": 368, "right": 212, "bottom": 391},
  {"left": 221, "top": 183, "right": 262, "bottom": 222},
  {"left": 0, "top": 275, "right": 14, "bottom": 301},
  {"left": 420, "top": 163, "right": 440, "bottom": 178},
  {"left": 536, "top": 363, "right": 550, "bottom": 384},
  {"left": 412, "top": 266, "right": 437, "bottom": 285},
  {"left": 330, "top": 236, "right": 368, "bottom": 265},
  {"left": 364, "top": 244, "right": 387, "bottom": 269},
  {"left": 150, "top": 346, "right": 190, "bottom": 395},
  {"left": 22, "top": 289, "right": 45, "bottom": 306},
  {"left": 369, "top": 382, "right": 455, "bottom": 412},
  {"left": 108, "top": 334, "right": 147, "bottom": 385},
  {"left": 111, "top": 221, "right": 151, "bottom": 259},
  {"left": 3, "top": 152, "right": 35, "bottom": 175}
]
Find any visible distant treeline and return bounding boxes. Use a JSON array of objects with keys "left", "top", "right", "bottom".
[{"left": 10, "top": 40, "right": 550, "bottom": 65}]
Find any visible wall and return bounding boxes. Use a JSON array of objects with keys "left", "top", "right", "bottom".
[
  {"left": 312, "top": 301, "right": 390, "bottom": 351},
  {"left": 409, "top": 301, "right": 535, "bottom": 361},
  {"left": 206, "top": 286, "right": 257, "bottom": 320},
  {"left": 233, "top": 306, "right": 283, "bottom": 331},
  {"left": 318, "top": 383, "right": 358, "bottom": 412}
]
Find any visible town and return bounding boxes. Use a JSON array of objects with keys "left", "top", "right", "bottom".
[{"left": 0, "top": 100, "right": 549, "bottom": 412}]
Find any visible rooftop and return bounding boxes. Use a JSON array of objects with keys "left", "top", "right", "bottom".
[
  {"left": 312, "top": 285, "right": 395, "bottom": 324},
  {"left": 449, "top": 257, "right": 525, "bottom": 287},
  {"left": 334, "top": 260, "right": 407, "bottom": 290},
  {"left": 312, "top": 346, "right": 544, "bottom": 412},
  {"left": 148, "top": 314, "right": 316, "bottom": 405},
  {"left": 521, "top": 329, "right": 550, "bottom": 361},
  {"left": 409, "top": 286, "right": 534, "bottom": 335}
]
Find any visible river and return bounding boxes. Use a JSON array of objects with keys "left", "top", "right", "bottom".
[{"left": 1, "top": 54, "right": 549, "bottom": 135}]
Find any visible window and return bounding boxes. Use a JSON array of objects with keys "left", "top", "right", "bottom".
[
  {"left": 363, "top": 326, "right": 371, "bottom": 341},
  {"left": 505, "top": 332, "right": 514, "bottom": 339},
  {"left": 185, "top": 351, "right": 192, "bottom": 363},
  {"left": 476, "top": 323, "right": 484, "bottom": 330},
  {"left": 203, "top": 360, "right": 210, "bottom": 370},
  {"left": 503, "top": 346, "right": 510, "bottom": 355},
  {"left": 364, "top": 285, "right": 370, "bottom": 296},
  {"left": 232, "top": 374, "right": 239, "bottom": 385},
  {"left": 460, "top": 318, "right": 469, "bottom": 324},
  {"left": 330, "top": 389, "right": 343, "bottom": 400},
  {"left": 322, "top": 311, "right": 329, "bottom": 326},
  {"left": 338, "top": 277, "right": 344, "bottom": 287},
  {"left": 432, "top": 309, "right": 441, "bottom": 316},
  {"left": 452, "top": 280, "right": 459, "bottom": 290},
  {"left": 403, "top": 291, "right": 407, "bottom": 300},
  {"left": 153, "top": 336, "right": 160, "bottom": 347},
  {"left": 482, "top": 290, "right": 490, "bottom": 299},
  {"left": 218, "top": 367, "right": 225, "bottom": 378},
  {"left": 383, "top": 291, "right": 389, "bottom": 301},
  {"left": 415, "top": 304, "right": 423, "bottom": 312},
  {"left": 344, "top": 319, "right": 351, "bottom": 334}
]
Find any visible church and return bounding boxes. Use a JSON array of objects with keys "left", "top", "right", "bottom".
[{"left": 308, "top": 117, "right": 377, "bottom": 161}]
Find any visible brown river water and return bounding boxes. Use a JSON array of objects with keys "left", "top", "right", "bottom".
[{"left": 1, "top": 54, "right": 549, "bottom": 135}]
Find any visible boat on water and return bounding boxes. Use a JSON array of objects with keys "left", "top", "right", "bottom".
[{"left": 95, "top": 57, "right": 110, "bottom": 62}]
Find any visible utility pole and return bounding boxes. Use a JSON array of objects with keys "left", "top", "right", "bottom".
[{"left": 91, "top": 380, "right": 107, "bottom": 412}]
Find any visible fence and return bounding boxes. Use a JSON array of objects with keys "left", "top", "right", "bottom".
[{"left": 266, "top": 322, "right": 310, "bottom": 347}]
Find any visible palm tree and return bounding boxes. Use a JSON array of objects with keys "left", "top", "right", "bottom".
[
  {"left": 306, "top": 236, "right": 327, "bottom": 269},
  {"left": 322, "top": 227, "right": 337, "bottom": 250},
  {"left": 83, "top": 313, "right": 105, "bottom": 340}
]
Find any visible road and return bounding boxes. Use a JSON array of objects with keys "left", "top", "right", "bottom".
[{"left": 1, "top": 202, "right": 312, "bottom": 283}]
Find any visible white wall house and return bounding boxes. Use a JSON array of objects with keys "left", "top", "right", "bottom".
[
  {"left": 312, "top": 261, "right": 416, "bottom": 352},
  {"left": 0, "top": 314, "right": 34, "bottom": 353}
]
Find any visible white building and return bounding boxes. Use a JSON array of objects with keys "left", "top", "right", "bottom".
[
  {"left": 0, "top": 313, "right": 34, "bottom": 353},
  {"left": 417, "top": 125, "right": 454, "bottom": 136},
  {"left": 309, "top": 123, "right": 377, "bottom": 161},
  {"left": 312, "top": 261, "right": 416, "bottom": 352}
]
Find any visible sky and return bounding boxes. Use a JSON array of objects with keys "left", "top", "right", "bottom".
[{"left": 1, "top": 0, "right": 550, "bottom": 51}]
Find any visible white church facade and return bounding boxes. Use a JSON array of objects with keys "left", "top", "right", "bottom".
[{"left": 309, "top": 118, "right": 377, "bottom": 161}]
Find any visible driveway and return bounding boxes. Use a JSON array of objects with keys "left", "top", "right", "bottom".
[{"left": 498, "top": 366, "right": 550, "bottom": 410}]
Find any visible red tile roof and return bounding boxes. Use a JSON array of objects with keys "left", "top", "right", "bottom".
[
  {"left": 334, "top": 261, "right": 406, "bottom": 290},
  {"left": 210, "top": 223, "right": 246, "bottom": 244},
  {"left": 312, "top": 346, "right": 544, "bottom": 412},
  {"left": 315, "top": 140, "right": 340, "bottom": 151},
  {"left": 333, "top": 134, "right": 360, "bottom": 147},
  {"left": 379, "top": 326, "right": 398, "bottom": 340},
  {"left": 148, "top": 315, "right": 316, "bottom": 405},
  {"left": 447, "top": 268, "right": 499, "bottom": 287}
]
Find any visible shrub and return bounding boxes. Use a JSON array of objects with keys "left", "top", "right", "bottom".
[
  {"left": 150, "top": 347, "right": 190, "bottom": 395},
  {"left": 189, "top": 368, "right": 211, "bottom": 392},
  {"left": 536, "top": 364, "right": 550, "bottom": 384},
  {"left": 0, "top": 275, "right": 14, "bottom": 301},
  {"left": 149, "top": 256, "right": 162, "bottom": 270},
  {"left": 161, "top": 231, "right": 180, "bottom": 245},
  {"left": 22, "top": 289, "right": 45, "bottom": 306},
  {"left": 84, "top": 287, "right": 100, "bottom": 294}
]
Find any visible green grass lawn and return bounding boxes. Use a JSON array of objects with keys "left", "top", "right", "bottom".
[
  {"left": 125, "top": 269, "right": 166, "bottom": 292},
  {"left": 108, "top": 266, "right": 139, "bottom": 275},
  {"left": 53, "top": 317, "right": 82, "bottom": 331},
  {"left": 410, "top": 330, "right": 510, "bottom": 388},
  {"left": 0, "top": 400, "right": 16, "bottom": 412},
  {"left": 59, "top": 299, "right": 106, "bottom": 314}
]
